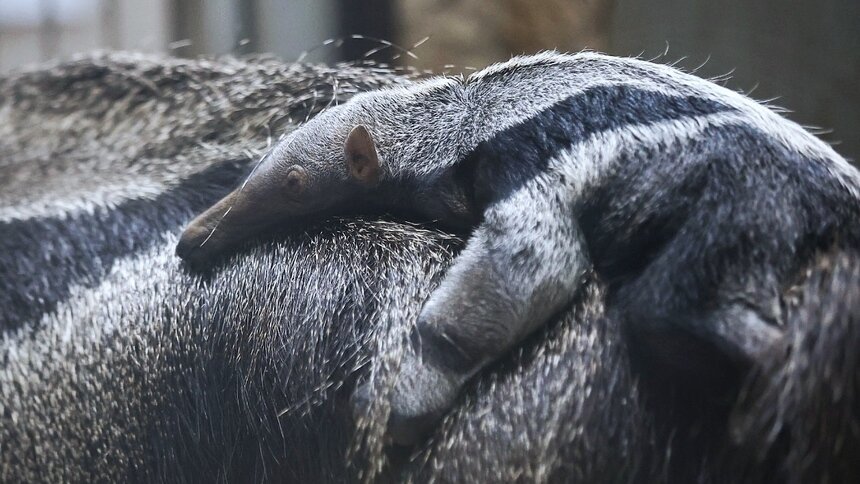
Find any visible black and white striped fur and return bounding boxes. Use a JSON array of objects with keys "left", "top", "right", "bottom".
[
  {"left": 4, "top": 53, "right": 860, "bottom": 483},
  {"left": 178, "top": 51, "right": 860, "bottom": 443}
]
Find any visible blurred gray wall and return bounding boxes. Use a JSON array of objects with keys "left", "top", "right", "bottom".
[
  {"left": 0, "top": 0, "right": 168, "bottom": 69},
  {"left": 609, "top": 0, "right": 859, "bottom": 162},
  {"left": 169, "top": 0, "right": 339, "bottom": 63},
  {"left": 0, "top": 0, "right": 340, "bottom": 72}
]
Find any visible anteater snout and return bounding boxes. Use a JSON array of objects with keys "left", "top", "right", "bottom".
[
  {"left": 175, "top": 218, "right": 225, "bottom": 266},
  {"left": 175, "top": 169, "right": 291, "bottom": 266},
  {"left": 176, "top": 192, "right": 241, "bottom": 266},
  {"left": 175, "top": 224, "right": 206, "bottom": 260}
]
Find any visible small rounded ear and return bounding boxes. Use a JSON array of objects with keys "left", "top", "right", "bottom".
[{"left": 345, "top": 125, "right": 381, "bottom": 186}]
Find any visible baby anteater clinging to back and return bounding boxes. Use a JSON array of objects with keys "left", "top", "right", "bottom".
[{"left": 177, "top": 52, "right": 860, "bottom": 444}]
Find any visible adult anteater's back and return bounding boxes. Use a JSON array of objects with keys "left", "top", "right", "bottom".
[{"left": 0, "top": 53, "right": 857, "bottom": 483}]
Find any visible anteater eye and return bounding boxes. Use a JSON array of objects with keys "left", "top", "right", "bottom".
[{"left": 285, "top": 165, "right": 308, "bottom": 194}]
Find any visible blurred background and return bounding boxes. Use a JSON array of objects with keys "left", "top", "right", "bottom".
[{"left": 0, "top": 0, "right": 857, "bottom": 162}]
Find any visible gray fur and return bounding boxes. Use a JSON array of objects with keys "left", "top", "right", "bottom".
[
  {"left": 178, "top": 51, "right": 860, "bottom": 442},
  {"left": 2, "top": 53, "right": 859, "bottom": 483}
]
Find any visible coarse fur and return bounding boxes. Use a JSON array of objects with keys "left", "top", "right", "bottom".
[
  {"left": 178, "top": 51, "right": 860, "bottom": 442},
  {"left": 2, "top": 53, "right": 859, "bottom": 483}
]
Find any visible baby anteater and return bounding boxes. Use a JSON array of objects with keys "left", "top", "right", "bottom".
[{"left": 177, "top": 52, "right": 860, "bottom": 444}]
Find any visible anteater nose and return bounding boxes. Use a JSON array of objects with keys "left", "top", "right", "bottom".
[
  {"left": 176, "top": 219, "right": 219, "bottom": 265},
  {"left": 175, "top": 231, "right": 199, "bottom": 260}
]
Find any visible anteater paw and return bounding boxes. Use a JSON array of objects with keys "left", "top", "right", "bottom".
[{"left": 351, "top": 350, "right": 461, "bottom": 446}]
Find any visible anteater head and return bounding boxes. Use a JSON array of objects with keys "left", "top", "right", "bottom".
[{"left": 176, "top": 106, "right": 384, "bottom": 266}]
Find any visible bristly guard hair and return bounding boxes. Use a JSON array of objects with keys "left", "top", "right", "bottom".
[{"left": 1, "top": 52, "right": 859, "bottom": 483}]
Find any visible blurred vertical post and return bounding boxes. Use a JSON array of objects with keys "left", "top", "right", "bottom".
[
  {"left": 99, "top": 0, "right": 121, "bottom": 49},
  {"left": 169, "top": 0, "right": 257, "bottom": 57},
  {"left": 334, "top": 0, "right": 398, "bottom": 64},
  {"left": 169, "top": 0, "right": 204, "bottom": 57},
  {"left": 235, "top": 0, "right": 259, "bottom": 55},
  {"left": 100, "top": 0, "right": 121, "bottom": 49},
  {"left": 38, "top": 0, "right": 60, "bottom": 61}
]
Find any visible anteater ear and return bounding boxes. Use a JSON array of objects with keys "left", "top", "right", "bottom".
[{"left": 345, "top": 125, "right": 381, "bottom": 186}]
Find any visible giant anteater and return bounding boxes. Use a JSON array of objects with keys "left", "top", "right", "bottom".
[{"left": 0, "top": 53, "right": 857, "bottom": 483}]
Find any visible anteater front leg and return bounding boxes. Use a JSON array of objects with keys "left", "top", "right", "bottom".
[{"left": 373, "top": 181, "right": 589, "bottom": 444}]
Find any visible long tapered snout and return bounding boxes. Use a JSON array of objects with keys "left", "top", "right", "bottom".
[
  {"left": 175, "top": 178, "right": 288, "bottom": 266},
  {"left": 177, "top": 123, "right": 377, "bottom": 266}
]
